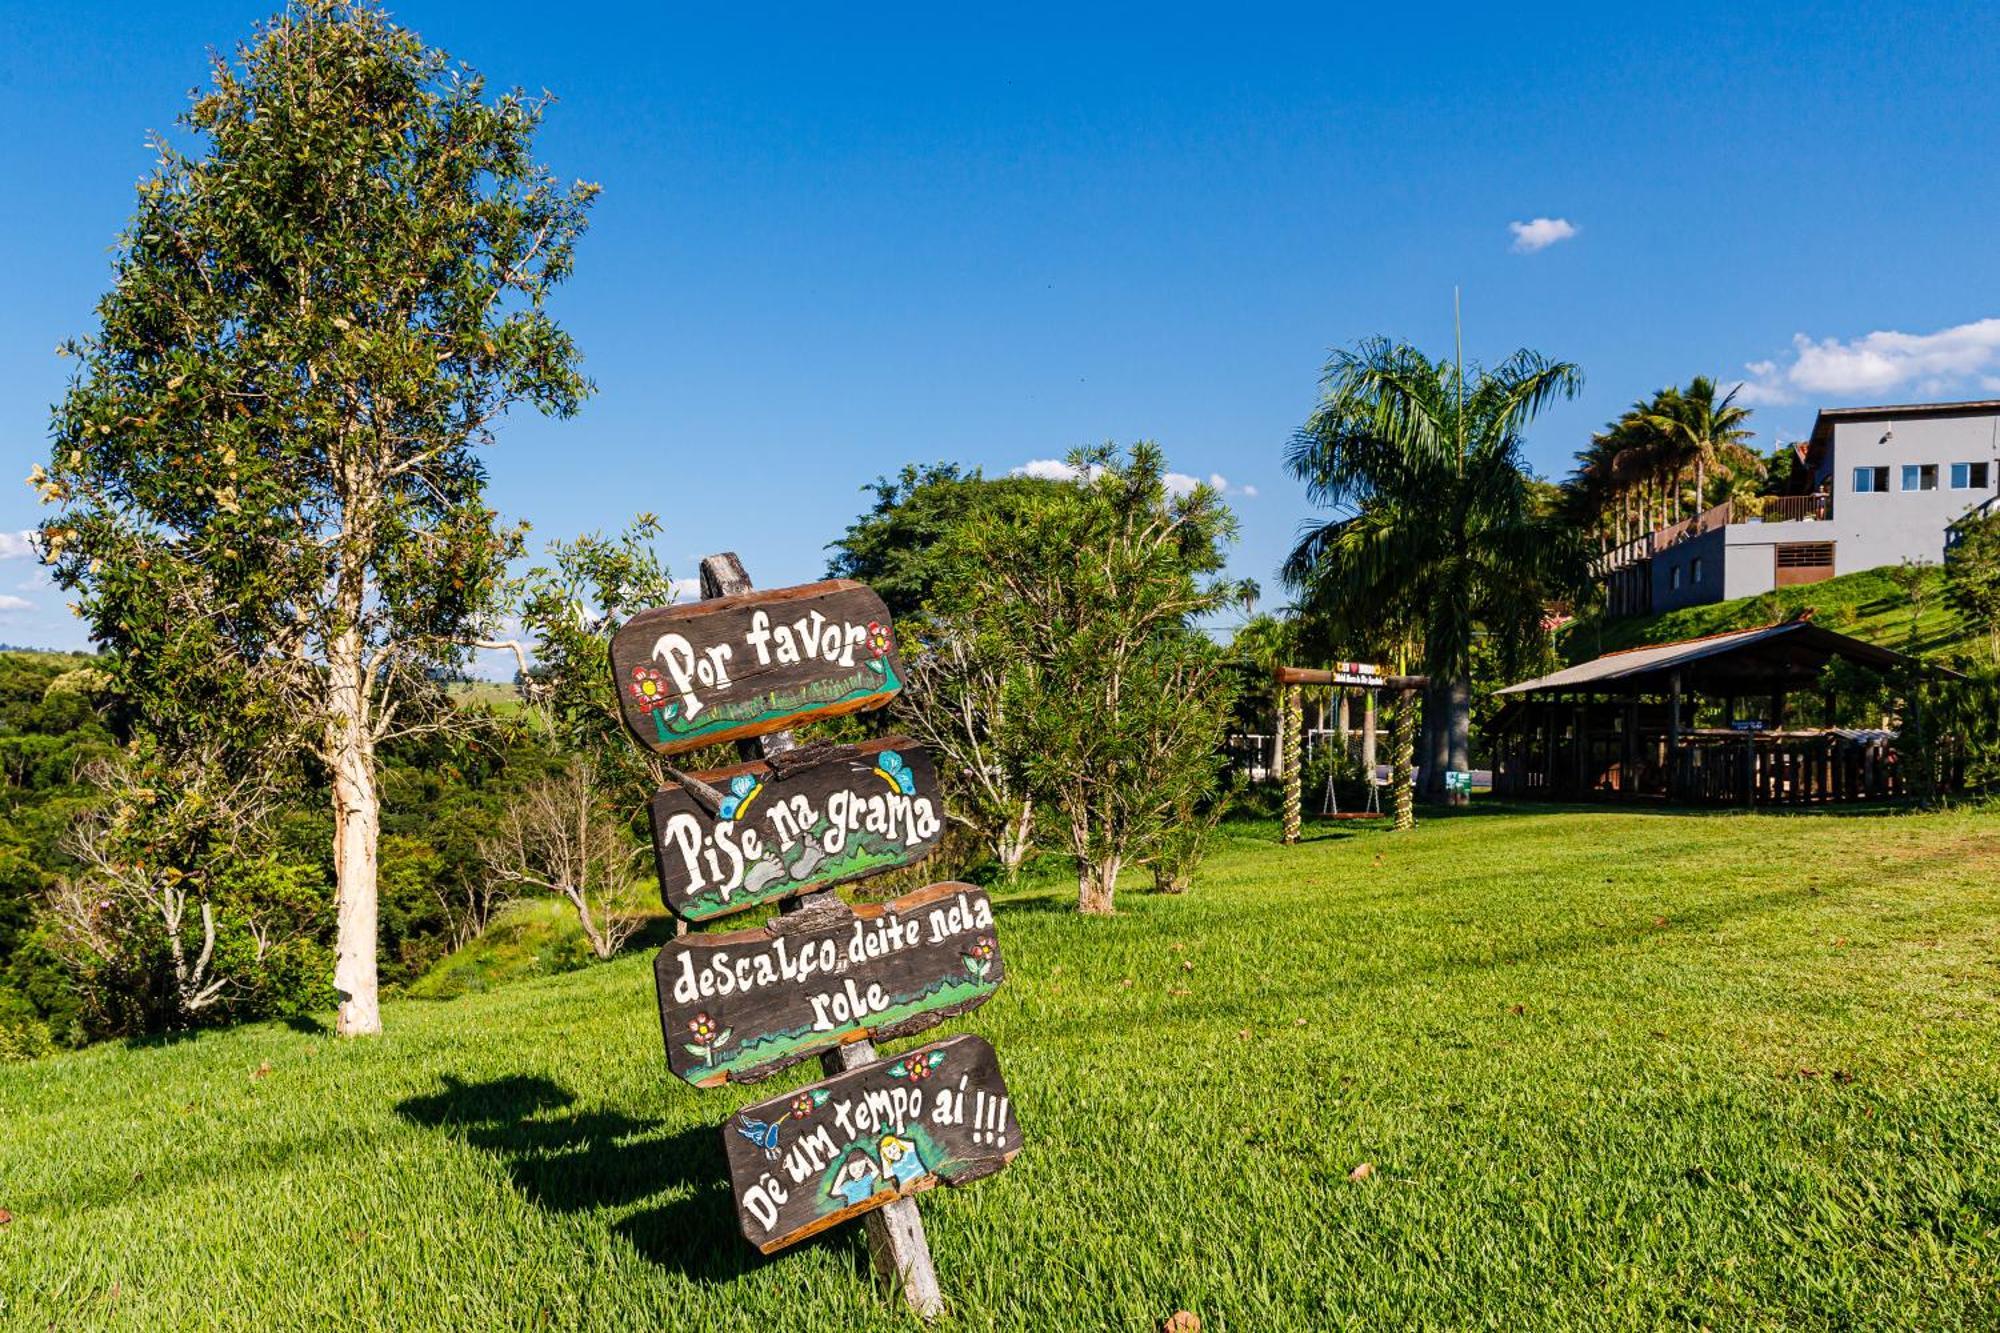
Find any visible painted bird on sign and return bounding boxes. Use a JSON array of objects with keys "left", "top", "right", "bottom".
[{"left": 736, "top": 1114, "right": 784, "bottom": 1160}]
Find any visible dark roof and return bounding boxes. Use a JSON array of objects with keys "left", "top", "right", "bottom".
[
  {"left": 1496, "top": 620, "right": 1951, "bottom": 698},
  {"left": 1808, "top": 398, "right": 2000, "bottom": 450}
]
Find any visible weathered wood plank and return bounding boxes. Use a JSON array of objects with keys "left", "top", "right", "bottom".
[
  {"left": 722, "top": 1034, "right": 1021, "bottom": 1255},
  {"left": 649, "top": 738, "right": 944, "bottom": 923},
  {"left": 655, "top": 881, "right": 1004, "bottom": 1088},
  {"left": 610, "top": 579, "right": 903, "bottom": 755}
]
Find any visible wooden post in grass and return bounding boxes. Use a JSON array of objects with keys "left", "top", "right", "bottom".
[
  {"left": 696, "top": 553, "right": 946, "bottom": 1319},
  {"left": 1391, "top": 687, "right": 1417, "bottom": 830},
  {"left": 1280, "top": 681, "right": 1302, "bottom": 844}
]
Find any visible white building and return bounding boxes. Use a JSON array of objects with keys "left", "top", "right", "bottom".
[{"left": 1612, "top": 399, "right": 2000, "bottom": 615}]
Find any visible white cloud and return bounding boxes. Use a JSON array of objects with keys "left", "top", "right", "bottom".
[
  {"left": 1018, "top": 460, "right": 1254, "bottom": 499},
  {"left": 1013, "top": 458, "right": 1097, "bottom": 483},
  {"left": 1508, "top": 217, "right": 1577, "bottom": 253},
  {"left": 0, "top": 531, "right": 34, "bottom": 561},
  {"left": 1736, "top": 317, "right": 2000, "bottom": 406},
  {"left": 0, "top": 595, "right": 32, "bottom": 613},
  {"left": 669, "top": 577, "right": 702, "bottom": 604}
]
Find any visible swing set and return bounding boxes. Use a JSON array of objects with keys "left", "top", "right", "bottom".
[{"left": 1271, "top": 663, "right": 1428, "bottom": 843}]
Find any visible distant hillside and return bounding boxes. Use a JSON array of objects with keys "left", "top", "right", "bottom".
[{"left": 1564, "top": 565, "right": 1978, "bottom": 664}]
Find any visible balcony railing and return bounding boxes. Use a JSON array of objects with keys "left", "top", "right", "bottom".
[
  {"left": 1598, "top": 492, "right": 1833, "bottom": 572},
  {"left": 1757, "top": 493, "right": 1831, "bottom": 524}
]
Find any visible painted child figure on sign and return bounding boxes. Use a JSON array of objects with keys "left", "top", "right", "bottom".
[
  {"left": 829, "top": 1152, "right": 883, "bottom": 1207},
  {"left": 878, "top": 1133, "right": 926, "bottom": 1188}
]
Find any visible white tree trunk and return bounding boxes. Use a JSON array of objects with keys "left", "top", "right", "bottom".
[{"left": 329, "top": 636, "right": 381, "bottom": 1037}]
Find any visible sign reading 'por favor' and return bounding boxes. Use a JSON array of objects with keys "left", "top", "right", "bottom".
[
  {"left": 650, "top": 739, "right": 944, "bottom": 922},
  {"left": 655, "top": 880, "right": 1003, "bottom": 1088},
  {"left": 724, "top": 1034, "right": 1020, "bottom": 1254},
  {"left": 610, "top": 580, "right": 903, "bottom": 756}
]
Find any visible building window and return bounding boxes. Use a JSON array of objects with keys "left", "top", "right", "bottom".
[
  {"left": 1669, "top": 565, "right": 1682, "bottom": 590},
  {"left": 1854, "top": 466, "right": 1889, "bottom": 492},
  {"left": 1902, "top": 463, "right": 1938, "bottom": 491},
  {"left": 1691, "top": 556, "right": 1705, "bottom": 584},
  {"left": 1950, "top": 461, "right": 1992, "bottom": 490}
]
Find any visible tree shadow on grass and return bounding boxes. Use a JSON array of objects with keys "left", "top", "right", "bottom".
[{"left": 395, "top": 1073, "right": 782, "bottom": 1283}]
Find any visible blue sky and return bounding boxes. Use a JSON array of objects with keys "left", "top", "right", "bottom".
[{"left": 4, "top": 2, "right": 1999, "bottom": 656}]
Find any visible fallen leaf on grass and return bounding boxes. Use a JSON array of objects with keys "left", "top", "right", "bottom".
[
  {"left": 1509, "top": 1004, "right": 1526, "bottom": 1016},
  {"left": 1161, "top": 1313, "right": 1201, "bottom": 1333},
  {"left": 1294, "top": 1017, "right": 1308, "bottom": 1027},
  {"left": 1181, "top": 960, "right": 1194, "bottom": 972},
  {"left": 252, "top": 1061, "right": 272, "bottom": 1080},
  {"left": 1170, "top": 988, "right": 1190, "bottom": 997},
  {"left": 1236, "top": 1029, "right": 1251, "bottom": 1041},
  {"left": 1349, "top": 1162, "right": 1375, "bottom": 1182},
  {"left": 0, "top": 1207, "right": 12, "bottom": 1226},
  {"left": 1833, "top": 1070, "right": 1855, "bottom": 1084},
  {"left": 1120, "top": 978, "right": 1134, "bottom": 988},
  {"left": 1653, "top": 916, "right": 1669, "bottom": 928}
]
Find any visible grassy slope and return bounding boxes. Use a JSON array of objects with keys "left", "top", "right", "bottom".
[
  {"left": 1567, "top": 565, "right": 1974, "bottom": 662},
  {"left": 3, "top": 807, "right": 1999, "bottom": 1331}
]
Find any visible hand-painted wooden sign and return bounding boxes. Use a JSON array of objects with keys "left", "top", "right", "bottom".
[
  {"left": 650, "top": 738, "right": 944, "bottom": 922},
  {"left": 723, "top": 1034, "right": 1021, "bottom": 1254},
  {"left": 609, "top": 580, "right": 903, "bottom": 755},
  {"left": 655, "top": 881, "right": 1004, "bottom": 1088}
]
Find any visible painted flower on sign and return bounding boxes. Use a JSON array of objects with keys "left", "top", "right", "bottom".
[
  {"left": 790, "top": 1089, "right": 830, "bottom": 1119},
  {"left": 963, "top": 936, "right": 996, "bottom": 981},
  {"left": 887, "top": 1050, "right": 948, "bottom": 1082},
  {"left": 866, "top": 621, "right": 892, "bottom": 658},
  {"left": 683, "top": 1011, "right": 733, "bottom": 1067},
  {"left": 630, "top": 665, "right": 677, "bottom": 716}
]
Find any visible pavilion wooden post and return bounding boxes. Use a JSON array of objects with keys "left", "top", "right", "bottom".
[
  {"left": 697, "top": 553, "right": 945, "bottom": 1321},
  {"left": 1667, "top": 671, "right": 1683, "bottom": 802},
  {"left": 1280, "top": 683, "right": 1303, "bottom": 844}
]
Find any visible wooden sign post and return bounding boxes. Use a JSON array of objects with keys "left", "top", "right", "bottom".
[{"left": 612, "top": 553, "right": 1021, "bottom": 1319}]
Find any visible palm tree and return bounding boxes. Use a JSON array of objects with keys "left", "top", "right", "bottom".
[
  {"left": 1283, "top": 337, "right": 1583, "bottom": 805},
  {"left": 1640, "top": 376, "right": 1757, "bottom": 515}
]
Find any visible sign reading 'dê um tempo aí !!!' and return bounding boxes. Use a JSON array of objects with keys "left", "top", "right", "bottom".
[
  {"left": 655, "top": 880, "right": 1004, "bottom": 1088},
  {"left": 649, "top": 738, "right": 944, "bottom": 922},
  {"left": 723, "top": 1033, "right": 1021, "bottom": 1254},
  {"left": 609, "top": 580, "right": 903, "bottom": 755}
]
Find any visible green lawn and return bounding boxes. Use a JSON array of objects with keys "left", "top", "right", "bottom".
[{"left": 4, "top": 805, "right": 1998, "bottom": 1330}]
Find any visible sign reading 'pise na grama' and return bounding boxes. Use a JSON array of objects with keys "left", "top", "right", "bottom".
[
  {"left": 649, "top": 738, "right": 944, "bottom": 922},
  {"left": 609, "top": 580, "right": 903, "bottom": 755}
]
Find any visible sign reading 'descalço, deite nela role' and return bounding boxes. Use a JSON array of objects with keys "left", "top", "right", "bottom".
[{"left": 654, "top": 880, "right": 1004, "bottom": 1088}]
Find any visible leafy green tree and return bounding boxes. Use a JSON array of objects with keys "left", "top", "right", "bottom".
[
  {"left": 34, "top": 2, "right": 596, "bottom": 1035},
  {"left": 1284, "top": 337, "right": 1582, "bottom": 804},
  {"left": 934, "top": 444, "right": 1242, "bottom": 912},
  {"left": 827, "top": 464, "right": 1057, "bottom": 617},
  {"left": 1945, "top": 508, "right": 2000, "bottom": 660},
  {"left": 512, "top": 517, "right": 681, "bottom": 790},
  {"left": 1640, "top": 376, "right": 1757, "bottom": 513}
]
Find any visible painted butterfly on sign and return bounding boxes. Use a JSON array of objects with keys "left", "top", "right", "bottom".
[
  {"left": 718, "top": 774, "right": 763, "bottom": 821},
  {"left": 872, "top": 750, "right": 917, "bottom": 796}
]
